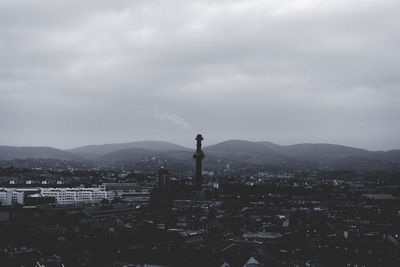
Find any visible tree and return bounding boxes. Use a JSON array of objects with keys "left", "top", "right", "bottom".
[
  {"left": 112, "top": 197, "right": 122, "bottom": 204},
  {"left": 100, "top": 198, "right": 109, "bottom": 205}
]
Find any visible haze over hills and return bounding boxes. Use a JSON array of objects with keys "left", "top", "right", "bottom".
[
  {"left": 204, "top": 140, "right": 288, "bottom": 165},
  {"left": 204, "top": 141, "right": 400, "bottom": 170},
  {"left": 0, "top": 146, "right": 81, "bottom": 161},
  {"left": 0, "top": 140, "right": 399, "bottom": 171},
  {"left": 67, "top": 141, "right": 191, "bottom": 159}
]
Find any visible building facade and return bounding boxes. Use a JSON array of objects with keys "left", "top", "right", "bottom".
[{"left": 40, "top": 187, "right": 117, "bottom": 205}]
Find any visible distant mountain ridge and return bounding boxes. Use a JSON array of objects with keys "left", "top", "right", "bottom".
[
  {"left": 67, "top": 141, "right": 191, "bottom": 159},
  {"left": 0, "top": 146, "right": 81, "bottom": 161},
  {"left": 204, "top": 141, "right": 400, "bottom": 170},
  {"left": 1, "top": 140, "right": 399, "bottom": 171}
]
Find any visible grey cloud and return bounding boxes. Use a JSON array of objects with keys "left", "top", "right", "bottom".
[{"left": 0, "top": 0, "right": 399, "bottom": 150}]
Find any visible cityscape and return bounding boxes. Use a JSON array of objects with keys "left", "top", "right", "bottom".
[
  {"left": 0, "top": 135, "right": 399, "bottom": 266},
  {"left": 1, "top": 0, "right": 400, "bottom": 266}
]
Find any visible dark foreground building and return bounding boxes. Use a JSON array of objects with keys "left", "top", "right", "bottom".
[{"left": 150, "top": 167, "right": 170, "bottom": 209}]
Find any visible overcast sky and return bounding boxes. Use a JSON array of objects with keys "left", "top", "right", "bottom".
[{"left": 1, "top": 0, "right": 399, "bottom": 150}]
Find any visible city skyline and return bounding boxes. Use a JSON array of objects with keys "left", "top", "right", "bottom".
[{"left": 1, "top": 2, "right": 399, "bottom": 266}]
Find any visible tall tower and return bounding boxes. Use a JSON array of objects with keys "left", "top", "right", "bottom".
[{"left": 193, "top": 134, "right": 205, "bottom": 186}]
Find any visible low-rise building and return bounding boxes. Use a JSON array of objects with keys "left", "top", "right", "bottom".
[
  {"left": 41, "top": 187, "right": 116, "bottom": 205},
  {"left": 0, "top": 188, "right": 12, "bottom": 205}
]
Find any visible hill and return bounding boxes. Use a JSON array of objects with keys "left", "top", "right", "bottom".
[
  {"left": 1, "top": 140, "right": 399, "bottom": 171},
  {"left": 204, "top": 140, "right": 288, "bottom": 165},
  {"left": 0, "top": 146, "right": 81, "bottom": 161},
  {"left": 67, "top": 141, "right": 191, "bottom": 159},
  {"left": 204, "top": 141, "right": 400, "bottom": 170}
]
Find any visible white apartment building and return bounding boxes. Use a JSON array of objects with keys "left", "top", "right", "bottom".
[
  {"left": 0, "top": 188, "right": 38, "bottom": 205},
  {"left": 11, "top": 190, "right": 26, "bottom": 204},
  {"left": 40, "top": 187, "right": 117, "bottom": 205},
  {"left": 0, "top": 188, "right": 12, "bottom": 205},
  {"left": 0, "top": 187, "right": 123, "bottom": 206}
]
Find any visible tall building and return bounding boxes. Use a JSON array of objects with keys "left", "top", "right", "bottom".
[
  {"left": 193, "top": 134, "right": 205, "bottom": 186},
  {"left": 158, "top": 167, "right": 169, "bottom": 188},
  {"left": 150, "top": 167, "right": 171, "bottom": 209}
]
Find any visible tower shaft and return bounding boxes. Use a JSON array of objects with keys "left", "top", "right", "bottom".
[{"left": 193, "top": 134, "right": 205, "bottom": 186}]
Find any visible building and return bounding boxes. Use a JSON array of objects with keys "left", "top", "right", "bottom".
[
  {"left": 100, "top": 183, "right": 138, "bottom": 191},
  {"left": 0, "top": 188, "right": 39, "bottom": 205},
  {"left": 150, "top": 168, "right": 171, "bottom": 209},
  {"left": 121, "top": 191, "right": 150, "bottom": 204},
  {"left": 40, "top": 187, "right": 116, "bottom": 205},
  {"left": 24, "top": 193, "right": 56, "bottom": 206},
  {"left": 0, "top": 188, "right": 12, "bottom": 206}
]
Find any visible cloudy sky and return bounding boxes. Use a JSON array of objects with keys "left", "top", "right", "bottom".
[{"left": 1, "top": 0, "right": 399, "bottom": 150}]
